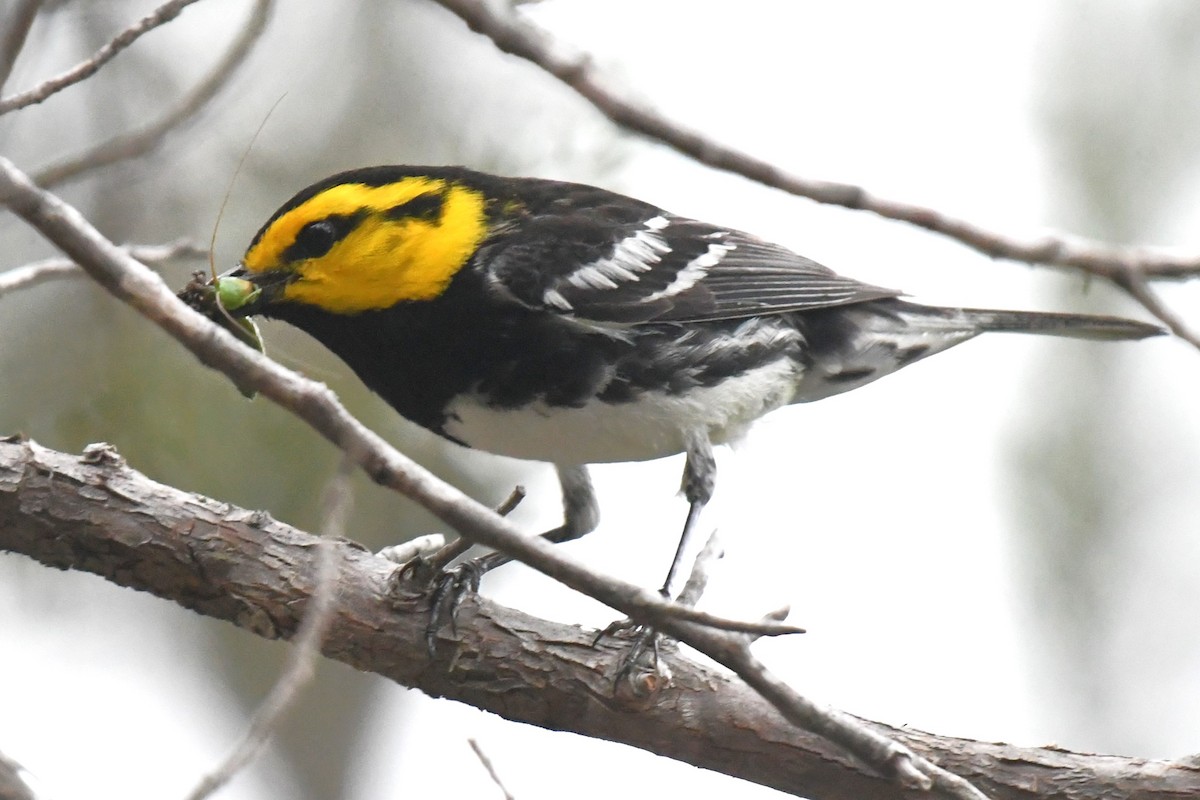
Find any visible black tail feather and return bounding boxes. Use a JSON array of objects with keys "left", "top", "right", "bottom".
[{"left": 961, "top": 307, "right": 1165, "bottom": 341}]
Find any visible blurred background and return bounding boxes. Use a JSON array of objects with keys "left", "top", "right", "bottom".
[{"left": 1, "top": 1, "right": 1198, "bottom": 798}]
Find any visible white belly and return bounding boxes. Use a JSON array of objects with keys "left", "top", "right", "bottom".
[{"left": 442, "top": 358, "right": 802, "bottom": 464}]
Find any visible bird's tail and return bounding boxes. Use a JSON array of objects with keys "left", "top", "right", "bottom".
[
  {"left": 954, "top": 306, "right": 1165, "bottom": 341},
  {"left": 793, "top": 298, "right": 1163, "bottom": 403}
]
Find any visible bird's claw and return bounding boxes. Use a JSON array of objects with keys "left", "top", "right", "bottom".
[
  {"left": 424, "top": 561, "right": 483, "bottom": 655},
  {"left": 595, "top": 619, "right": 674, "bottom": 700},
  {"left": 380, "top": 539, "right": 485, "bottom": 655},
  {"left": 381, "top": 534, "right": 449, "bottom": 599}
]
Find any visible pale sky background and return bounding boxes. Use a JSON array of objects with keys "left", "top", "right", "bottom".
[{"left": 1, "top": 2, "right": 1198, "bottom": 799}]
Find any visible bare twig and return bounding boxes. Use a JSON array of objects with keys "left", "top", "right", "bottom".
[
  {"left": 183, "top": 457, "right": 352, "bottom": 800},
  {"left": 125, "top": 239, "right": 209, "bottom": 263},
  {"left": 0, "top": 153, "right": 975, "bottom": 799},
  {"left": 424, "top": 484, "right": 527, "bottom": 568},
  {"left": 1111, "top": 270, "right": 1200, "bottom": 352},
  {"left": 0, "top": 239, "right": 206, "bottom": 296},
  {"left": 668, "top": 606, "right": 803, "bottom": 637},
  {"left": 429, "top": 0, "right": 1200, "bottom": 345},
  {"left": 0, "top": 0, "right": 206, "bottom": 115},
  {"left": 0, "top": 259, "right": 79, "bottom": 294},
  {"left": 675, "top": 528, "right": 723, "bottom": 609},
  {"left": 716, "top": 643, "right": 987, "bottom": 799},
  {"left": 468, "top": 739, "right": 516, "bottom": 800},
  {"left": 34, "top": 0, "right": 273, "bottom": 188},
  {"left": 649, "top": 531, "right": 807, "bottom": 654},
  {"left": 493, "top": 485, "right": 526, "bottom": 517},
  {"left": 0, "top": 0, "right": 43, "bottom": 92},
  {"left": 0, "top": 749, "right": 37, "bottom": 800}
]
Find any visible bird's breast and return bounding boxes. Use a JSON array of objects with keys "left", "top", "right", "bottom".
[{"left": 441, "top": 355, "right": 804, "bottom": 464}]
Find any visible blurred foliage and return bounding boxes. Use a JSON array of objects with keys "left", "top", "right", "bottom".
[{"left": 1015, "top": 0, "right": 1200, "bottom": 755}]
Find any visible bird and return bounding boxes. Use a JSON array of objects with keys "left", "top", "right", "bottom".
[{"left": 208, "top": 164, "right": 1163, "bottom": 613}]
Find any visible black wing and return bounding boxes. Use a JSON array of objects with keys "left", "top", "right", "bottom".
[{"left": 479, "top": 203, "right": 900, "bottom": 324}]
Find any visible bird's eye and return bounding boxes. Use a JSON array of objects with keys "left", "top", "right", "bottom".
[{"left": 283, "top": 214, "right": 361, "bottom": 262}]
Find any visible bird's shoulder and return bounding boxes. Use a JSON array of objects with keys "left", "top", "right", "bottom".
[{"left": 473, "top": 179, "right": 899, "bottom": 324}]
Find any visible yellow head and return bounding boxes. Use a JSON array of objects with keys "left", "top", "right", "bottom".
[{"left": 239, "top": 168, "right": 490, "bottom": 314}]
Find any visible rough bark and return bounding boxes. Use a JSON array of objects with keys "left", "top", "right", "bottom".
[{"left": 1, "top": 437, "right": 1197, "bottom": 800}]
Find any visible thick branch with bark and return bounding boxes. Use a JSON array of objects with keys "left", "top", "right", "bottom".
[{"left": 3, "top": 438, "right": 1197, "bottom": 800}]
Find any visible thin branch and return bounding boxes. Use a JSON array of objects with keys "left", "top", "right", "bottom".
[
  {"left": 0, "top": 748, "right": 37, "bottom": 800},
  {"left": 0, "top": 153, "right": 973, "bottom": 799},
  {"left": 667, "top": 605, "right": 804, "bottom": 637},
  {"left": 184, "top": 456, "right": 352, "bottom": 800},
  {"left": 1111, "top": 270, "right": 1200, "bottom": 352},
  {"left": 0, "top": 0, "right": 206, "bottom": 116},
  {"left": 675, "top": 527, "right": 723, "bottom": 609},
  {"left": 34, "top": 0, "right": 273, "bottom": 188},
  {"left": 718, "top": 644, "right": 977, "bottom": 798},
  {"left": 422, "top": 484, "right": 526, "bottom": 568},
  {"left": 0, "top": 239, "right": 207, "bottom": 296},
  {"left": 629, "top": 528, "right": 804, "bottom": 638},
  {"left": 468, "top": 739, "right": 516, "bottom": 800},
  {"left": 126, "top": 239, "right": 209, "bottom": 263},
  {"left": 428, "top": 0, "right": 1200, "bottom": 342},
  {"left": 0, "top": 0, "right": 43, "bottom": 92},
  {"left": 0, "top": 259, "right": 78, "bottom": 294}
]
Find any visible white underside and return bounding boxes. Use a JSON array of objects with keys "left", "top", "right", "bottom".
[{"left": 442, "top": 358, "right": 802, "bottom": 464}]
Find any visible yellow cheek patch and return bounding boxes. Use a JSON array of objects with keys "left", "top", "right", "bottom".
[{"left": 242, "top": 178, "right": 488, "bottom": 314}]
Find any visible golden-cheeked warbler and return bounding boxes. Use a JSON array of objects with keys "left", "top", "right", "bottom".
[{"left": 194, "top": 165, "right": 1163, "bottom": 601}]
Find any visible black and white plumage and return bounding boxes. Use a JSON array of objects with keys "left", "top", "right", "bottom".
[{"left": 225, "top": 165, "right": 1164, "bottom": 598}]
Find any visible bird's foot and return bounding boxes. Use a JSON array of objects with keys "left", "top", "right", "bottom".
[
  {"left": 422, "top": 559, "right": 485, "bottom": 654},
  {"left": 382, "top": 536, "right": 490, "bottom": 655},
  {"left": 595, "top": 619, "right": 675, "bottom": 703}
]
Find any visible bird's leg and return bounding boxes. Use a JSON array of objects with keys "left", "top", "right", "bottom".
[
  {"left": 662, "top": 430, "right": 716, "bottom": 598},
  {"left": 612, "top": 431, "right": 717, "bottom": 685},
  {"left": 466, "top": 464, "right": 599, "bottom": 573},
  {"left": 406, "top": 465, "right": 599, "bottom": 652}
]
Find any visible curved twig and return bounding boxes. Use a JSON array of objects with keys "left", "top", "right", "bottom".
[
  {"left": 183, "top": 456, "right": 351, "bottom": 800},
  {"left": 0, "top": 0, "right": 206, "bottom": 115},
  {"left": 0, "top": 0, "right": 43, "bottom": 92},
  {"left": 34, "top": 0, "right": 273, "bottom": 188},
  {"left": 0, "top": 240, "right": 206, "bottom": 297}
]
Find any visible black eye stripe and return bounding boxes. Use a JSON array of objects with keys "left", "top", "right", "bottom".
[
  {"left": 384, "top": 192, "right": 444, "bottom": 221},
  {"left": 282, "top": 212, "right": 364, "bottom": 262}
]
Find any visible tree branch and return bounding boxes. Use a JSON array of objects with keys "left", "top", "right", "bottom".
[
  {"left": 428, "top": 0, "right": 1200, "bottom": 346},
  {"left": 33, "top": 0, "right": 273, "bottom": 188},
  {"left": 1109, "top": 270, "right": 1200, "bottom": 351},
  {"left": 0, "top": 748, "right": 37, "bottom": 800},
  {"left": 0, "top": 0, "right": 43, "bottom": 93},
  {"left": 0, "top": 240, "right": 206, "bottom": 296},
  {"left": 183, "top": 455, "right": 350, "bottom": 800},
  {"left": 2, "top": 437, "right": 1198, "bottom": 800},
  {"left": 0, "top": 0, "right": 206, "bottom": 115},
  {"left": 468, "top": 739, "right": 516, "bottom": 800}
]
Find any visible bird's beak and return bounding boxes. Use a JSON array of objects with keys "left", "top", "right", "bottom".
[
  {"left": 217, "top": 263, "right": 291, "bottom": 315},
  {"left": 176, "top": 265, "right": 272, "bottom": 366}
]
